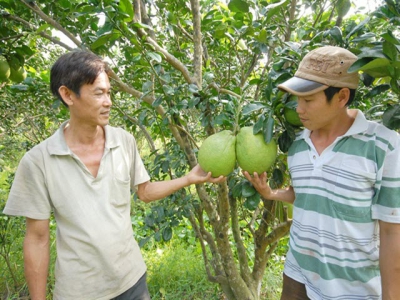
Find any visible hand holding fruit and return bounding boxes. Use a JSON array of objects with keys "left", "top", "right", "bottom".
[
  {"left": 243, "top": 171, "right": 273, "bottom": 200},
  {"left": 186, "top": 164, "right": 226, "bottom": 185}
]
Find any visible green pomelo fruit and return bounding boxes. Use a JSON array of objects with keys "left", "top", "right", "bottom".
[
  {"left": 198, "top": 130, "right": 236, "bottom": 177},
  {"left": 236, "top": 126, "right": 277, "bottom": 175},
  {"left": 9, "top": 66, "right": 27, "bottom": 83},
  {"left": 284, "top": 106, "right": 302, "bottom": 127},
  {"left": 0, "top": 56, "right": 10, "bottom": 82}
]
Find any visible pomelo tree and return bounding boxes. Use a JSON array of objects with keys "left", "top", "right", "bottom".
[{"left": 1, "top": 0, "right": 399, "bottom": 299}]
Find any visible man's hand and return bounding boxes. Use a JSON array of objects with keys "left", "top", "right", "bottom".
[
  {"left": 243, "top": 171, "right": 273, "bottom": 199},
  {"left": 187, "top": 164, "right": 226, "bottom": 185},
  {"left": 243, "top": 170, "right": 295, "bottom": 203}
]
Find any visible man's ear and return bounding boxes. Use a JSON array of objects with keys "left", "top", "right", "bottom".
[
  {"left": 58, "top": 86, "right": 74, "bottom": 106},
  {"left": 337, "top": 88, "right": 350, "bottom": 107}
]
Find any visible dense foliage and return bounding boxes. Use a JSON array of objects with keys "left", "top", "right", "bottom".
[{"left": 0, "top": 0, "right": 399, "bottom": 299}]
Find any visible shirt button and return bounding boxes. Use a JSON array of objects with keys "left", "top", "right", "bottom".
[{"left": 313, "top": 155, "right": 316, "bottom": 159}]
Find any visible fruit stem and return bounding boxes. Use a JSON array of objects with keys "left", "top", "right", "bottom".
[{"left": 233, "top": 96, "right": 244, "bottom": 136}]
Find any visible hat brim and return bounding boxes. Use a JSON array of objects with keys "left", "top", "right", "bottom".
[{"left": 278, "top": 77, "right": 329, "bottom": 97}]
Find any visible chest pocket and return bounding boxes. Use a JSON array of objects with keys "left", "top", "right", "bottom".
[
  {"left": 328, "top": 158, "right": 377, "bottom": 220},
  {"left": 108, "top": 147, "right": 132, "bottom": 208}
]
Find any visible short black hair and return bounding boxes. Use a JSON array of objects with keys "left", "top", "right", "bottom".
[
  {"left": 324, "top": 86, "right": 356, "bottom": 106},
  {"left": 50, "top": 50, "right": 111, "bottom": 107}
]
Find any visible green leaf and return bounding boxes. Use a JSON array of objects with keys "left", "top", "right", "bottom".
[
  {"left": 278, "top": 130, "right": 295, "bottom": 153},
  {"left": 188, "top": 83, "right": 199, "bottom": 94},
  {"left": 214, "top": 113, "right": 231, "bottom": 125},
  {"left": 152, "top": 96, "right": 163, "bottom": 107},
  {"left": 254, "top": 114, "right": 265, "bottom": 134},
  {"left": 382, "top": 105, "right": 400, "bottom": 130},
  {"left": 91, "top": 33, "right": 120, "bottom": 50},
  {"left": 346, "top": 17, "right": 370, "bottom": 40},
  {"left": 244, "top": 193, "right": 260, "bottom": 210},
  {"left": 382, "top": 30, "right": 400, "bottom": 45},
  {"left": 349, "top": 57, "right": 391, "bottom": 78},
  {"left": 145, "top": 214, "right": 155, "bottom": 227},
  {"left": 228, "top": 0, "right": 249, "bottom": 13},
  {"left": 138, "top": 236, "right": 152, "bottom": 248},
  {"left": 364, "top": 84, "right": 391, "bottom": 98},
  {"left": 162, "top": 226, "right": 173, "bottom": 241},
  {"left": 36, "top": 24, "right": 50, "bottom": 34},
  {"left": 383, "top": 41, "right": 398, "bottom": 61},
  {"left": 329, "top": 27, "right": 343, "bottom": 44},
  {"left": 265, "top": 0, "right": 288, "bottom": 19},
  {"left": 155, "top": 206, "right": 165, "bottom": 222},
  {"left": 232, "top": 182, "right": 243, "bottom": 198},
  {"left": 242, "top": 181, "right": 256, "bottom": 197},
  {"left": 147, "top": 52, "right": 162, "bottom": 63},
  {"left": 285, "top": 100, "right": 298, "bottom": 110},
  {"left": 271, "top": 168, "right": 284, "bottom": 187},
  {"left": 132, "top": 22, "right": 152, "bottom": 30},
  {"left": 361, "top": 73, "right": 375, "bottom": 87},
  {"left": 119, "top": 0, "right": 134, "bottom": 22},
  {"left": 162, "top": 85, "right": 175, "bottom": 95},
  {"left": 154, "top": 231, "right": 161, "bottom": 242},
  {"left": 257, "top": 29, "right": 268, "bottom": 43},
  {"left": 242, "top": 102, "right": 266, "bottom": 115},
  {"left": 352, "top": 33, "right": 376, "bottom": 43},
  {"left": 356, "top": 46, "right": 387, "bottom": 59},
  {"left": 263, "top": 115, "right": 274, "bottom": 143}
]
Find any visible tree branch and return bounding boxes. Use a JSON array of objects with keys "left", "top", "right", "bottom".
[
  {"left": 241, "top": 53, "right": 262, "bottom": 88},
  {"left": 252, "top": 220, "right": 291, "bottom": 283},
  {"left": 209, "top": 82, "right": 241, "bottom": 99},
  {"left": 124, "top": 21, "right": 195, "bottom": 84},
  {"left": 229, "top": 194, "right": 252, "bottom": 284},
  {"left": 285, "top": 0, "right": 297, "bottom": 41},
  {"left": 3, "top": 13, "right": 75, "bottom": 50},
  {"left": 113, "top": 104, "right": 156, "bottom": 152},
  {"left": 190, "top": 0, "right": 203, "bottom": 87},
  {"left": 20, "top": 0, "right": 82, "bottom": 48}
]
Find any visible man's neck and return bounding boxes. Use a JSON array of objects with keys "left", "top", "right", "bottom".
[
  {"left": 310, "top": 109, "right": 357, "bottom": 154},
  {"left": 63, "top": 120, "right": 105, "bottom": 147}
]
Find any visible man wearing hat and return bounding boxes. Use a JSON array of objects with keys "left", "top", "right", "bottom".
[{"left": 244, "top": 46, "right": 400, "bottom": 299}]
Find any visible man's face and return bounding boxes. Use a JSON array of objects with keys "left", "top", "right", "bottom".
[
  {"left": 70, "top": 71, "right": 112, "bottom": 126},
  {"left": 296, "top": 90, "right": 341, "bottom": 131}
]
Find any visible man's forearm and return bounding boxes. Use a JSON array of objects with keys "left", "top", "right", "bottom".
[
  {"left": 24, "top": 237, "right": 50, "bottom": 299},
  {"left": 263, "top": 186, "right": 295, "bottom": 204},
  {"left": 24, "top": 222, "right": 50, "bottom": 300},
  {"left": 379, "top": 221, "right": 400, "bottom": 300},
  {"left": 138, "top": 176, "right": 191, "bottom": 203}
]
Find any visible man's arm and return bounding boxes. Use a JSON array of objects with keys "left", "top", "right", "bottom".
[
  {"left": 137, "top": 164, "right": 225, "bottom": 203},
  {"left": 24, "top": 218, "right": 50, "bottom": 300},
  {"left": 243, "top": 171, "right": 295, "bottom": 204},
  {"left": 379, "top": 220, "right": 400, "bottom": 300}
]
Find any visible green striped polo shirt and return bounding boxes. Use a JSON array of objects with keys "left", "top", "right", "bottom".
[{"left": 284, "top": 110, "right": 400, "bottom": 299}]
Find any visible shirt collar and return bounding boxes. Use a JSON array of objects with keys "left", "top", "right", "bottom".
[{"left": 47, "top": 120, "right": 120, "bottom": 156}]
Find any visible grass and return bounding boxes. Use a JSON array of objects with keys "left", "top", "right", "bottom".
[
  {"left": 0, "top": 216, "right": 285, "bottom": 300},
  {"left": 143, "top": 240, "right": 223, "bottom": 300},
  {"left": 143, "top": 237, "right": 284, "bottom": 300}
]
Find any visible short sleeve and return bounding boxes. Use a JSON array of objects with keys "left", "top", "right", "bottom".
[
  {"left": 371, "top": 135, "right": 400, "bottom": 223},
  {"left": 127, "top": 134, "right": 150, "bottom": 191},
  {"left": 3, "top": 150, "right": 52, "bottom": 220}
]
